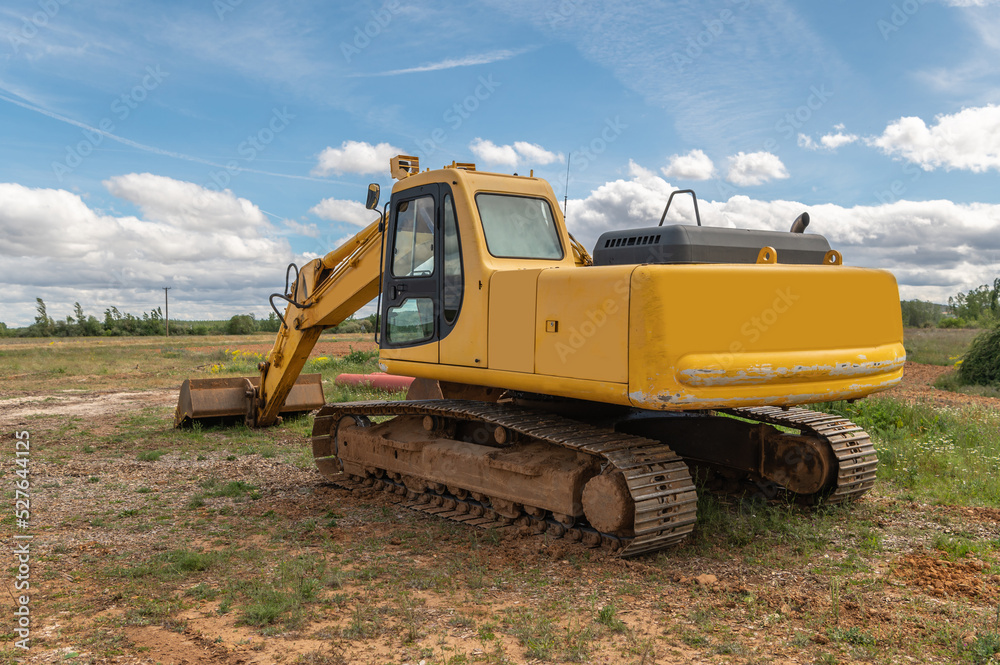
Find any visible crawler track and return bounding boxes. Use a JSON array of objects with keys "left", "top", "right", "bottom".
[
  {"left": 723, "top": 405, "right": 878, "bottom": 503},
  {"left": 312, "top": 399, "right": 698, "bottom": 557},
  {"left": 312, "top": 401, "right": 876, "bottom": 556}
]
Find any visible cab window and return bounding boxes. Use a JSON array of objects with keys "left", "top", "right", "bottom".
[
  {"left": 476, "top": 193, "right": 563, "bottom": 260},
  {"left": 391, "top": 196, "right": 435, "bottom": 277},
  {"left": 442, "top": 194, "right": 463, "bottom": 324}
]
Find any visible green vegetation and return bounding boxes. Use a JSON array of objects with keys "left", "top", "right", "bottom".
[
  {"left": 820, "top": 398, "right": 1000, "bottom": 505},
  {"left": 903, "top": 327, "right": 982, "bottom": 365},
  {"left": 900, "top": 299, "right": 944, "bottom": 328},
  {"left": 900, "top": 278, "right": 998, "bottom": 330},
  {"left": 958, "top": 324, "right": 1000, "bottom": 388},
  {"left": 948, "top": 278, "right": 1000, "bottom": 328},
  {"left": 136, "top": 449, "right": 166, "bottom": 462},
  {"left": 916, "top": 321, "right": 1000, "bottom": 397}
]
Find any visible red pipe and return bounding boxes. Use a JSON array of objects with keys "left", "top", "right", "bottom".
[{"left": 335, "top": 373, "right": 415, "bottom": 391}]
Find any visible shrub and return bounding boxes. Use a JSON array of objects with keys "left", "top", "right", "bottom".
[
  {"left": 939, "top": 317, "right": 968, "bottom": 329},
  {"left": 335, "top": 319, "right": 363, "bottom": 334},
  {"left": 958, "top": 324, "right": 1000, "bottom": 387},
  {"left": 226, "top": 314, "right": 257, "bottom": 335}
]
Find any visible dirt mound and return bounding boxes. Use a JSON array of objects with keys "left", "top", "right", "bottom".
[{"left": 894, "top": 553, "right": 1000, "bottom": 603}]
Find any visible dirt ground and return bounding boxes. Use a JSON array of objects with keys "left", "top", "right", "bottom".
[
  {"left": 884, "top": 361, "right": 1000, "bottom": 410},
  {"left": 4, "top": 361, "right": 1000, "bottom": 665}
]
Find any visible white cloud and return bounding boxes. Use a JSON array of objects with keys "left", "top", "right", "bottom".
[
  {"left": 511, "top": 141, "right": 562, "bottom": 165},
  {"left": 470, "top": 139, "right": 519, "bottom": 168},
  {"left": 356, "top": 48, "right": 532, "bottom": 77},
  {"left": 469, "top": 137, "right": 517, "bottom": 168},
  {"left": 283, "top": 219, "right": 320, "bottom": 238},
  {"left": 869, "top": 104, "right": 1000, "bottom": 173},
  {"left": 725, "top": 152, "right": 790, "bottom": 186},
  {"left": 943, "top": 0, "right": 1000, "bottom": 6},
  {"left": 0, "top": 176, "right": 315, "bottom": 326},
  {"left": 309, "top": 198, "right": 377, "bottom": 227},
  {"left": 312, "top": 140, "right": 402, "bottom": 176},
  {"left": 562, "top": 164, "right": 1000, "bottom": 305},
  {"left": 661, "top": 149, "right": 715, "bottom": 180},
  {"left": 104, "top": 173, "right": 268, "bottom": 231},
  {"left": 469, "top": 138, "right": 563, "bottom": 169},
  {"left": 820, "top": 131, "right": 859, "bottom": 149},
  {"left": 798, "top": 126, "right": 859, "bottom": 151}
]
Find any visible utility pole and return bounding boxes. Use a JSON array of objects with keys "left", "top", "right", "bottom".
[{"left": 163, "top": 287, "right": 171, "bottom": 337}]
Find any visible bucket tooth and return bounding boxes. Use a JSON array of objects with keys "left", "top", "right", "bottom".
[{"left": 174, "top": 373, "right": 325, "bottom": 427}]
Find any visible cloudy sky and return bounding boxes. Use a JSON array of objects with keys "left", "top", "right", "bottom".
[{"left": 1, "top": 0, "right": 999, "bottom": 326}]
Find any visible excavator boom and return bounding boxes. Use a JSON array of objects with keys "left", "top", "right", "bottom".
[{"left": 174, "top": 212, "right": 384, "bottom": 427}]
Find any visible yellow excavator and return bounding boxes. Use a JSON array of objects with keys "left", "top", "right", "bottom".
[{"left": 176, "top": 155, "right": 904, "bottom": 557}]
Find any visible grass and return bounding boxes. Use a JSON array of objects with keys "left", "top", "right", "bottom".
[
  {"left": 110, "top": 548, "right": 223, "bottom": 581},
  {"left": 136, "top": 449, "right": 166, "bottom": 462},
  {"left": 903, "top": 327, "right": 983, "bottom": 365},
  {"left": 0, "top": 332, "right": 376, "bottom": 391},
  {"left": 819, "top": 398, "right": 1000, "bottom": 506},
  {"left": 935, "top": 371, "right": 1000, "bottom": 399}
]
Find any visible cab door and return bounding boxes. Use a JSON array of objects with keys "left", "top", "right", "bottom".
[{"left": 380, "top": 184, "right": 444, "bottom": 361}]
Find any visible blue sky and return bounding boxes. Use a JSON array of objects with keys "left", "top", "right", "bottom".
[{"left": 1, "top": 0, "right": 999, "bottom": 326}]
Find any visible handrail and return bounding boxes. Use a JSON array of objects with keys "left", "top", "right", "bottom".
[{"left": 658, "top": 189, "right": 702, "bottom": 227}]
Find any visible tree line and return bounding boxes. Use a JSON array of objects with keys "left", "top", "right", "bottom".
[
  {"left": 0, "top": 299, "right": 375, "bottom": 338},
  {"left": 901, "top": 278, "right": 999, "bottom": 329}
]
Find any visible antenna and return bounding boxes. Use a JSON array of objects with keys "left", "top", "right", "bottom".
[{"left": 562, "top": 153, "right": 571, "bottom": 219}]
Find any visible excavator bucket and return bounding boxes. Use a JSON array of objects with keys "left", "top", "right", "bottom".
[{"left": 174, "top": 373, "right": 326, "bottom": 427}]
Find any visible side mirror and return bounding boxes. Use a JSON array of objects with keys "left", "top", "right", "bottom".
[{"left": 365, "top": 183, "right": 380, "bottom": 210}]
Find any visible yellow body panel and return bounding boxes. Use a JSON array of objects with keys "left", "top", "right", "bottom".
[
  {"left": 488, "top": 269, "right": 541, "bottom": 372},
  {"left": 627, "top": 264, "right": 905, "bottom": 409},
  {"left": 380, "top": 342, "right": 438, "bottom": 365},
  {"left": 382, "top": 358, "right": 629, "bottom": 406},
  {"left": 535, "top": 267, "right": 629, "bottom": 384}
]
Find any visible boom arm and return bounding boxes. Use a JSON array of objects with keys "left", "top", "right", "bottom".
[{"left": 253, "top": 218, "right": 384, "bottom": 426}]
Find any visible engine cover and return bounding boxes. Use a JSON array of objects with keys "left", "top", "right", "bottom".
[{"left": 592, "top": 224, "right": 832, "bottom": 266}]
